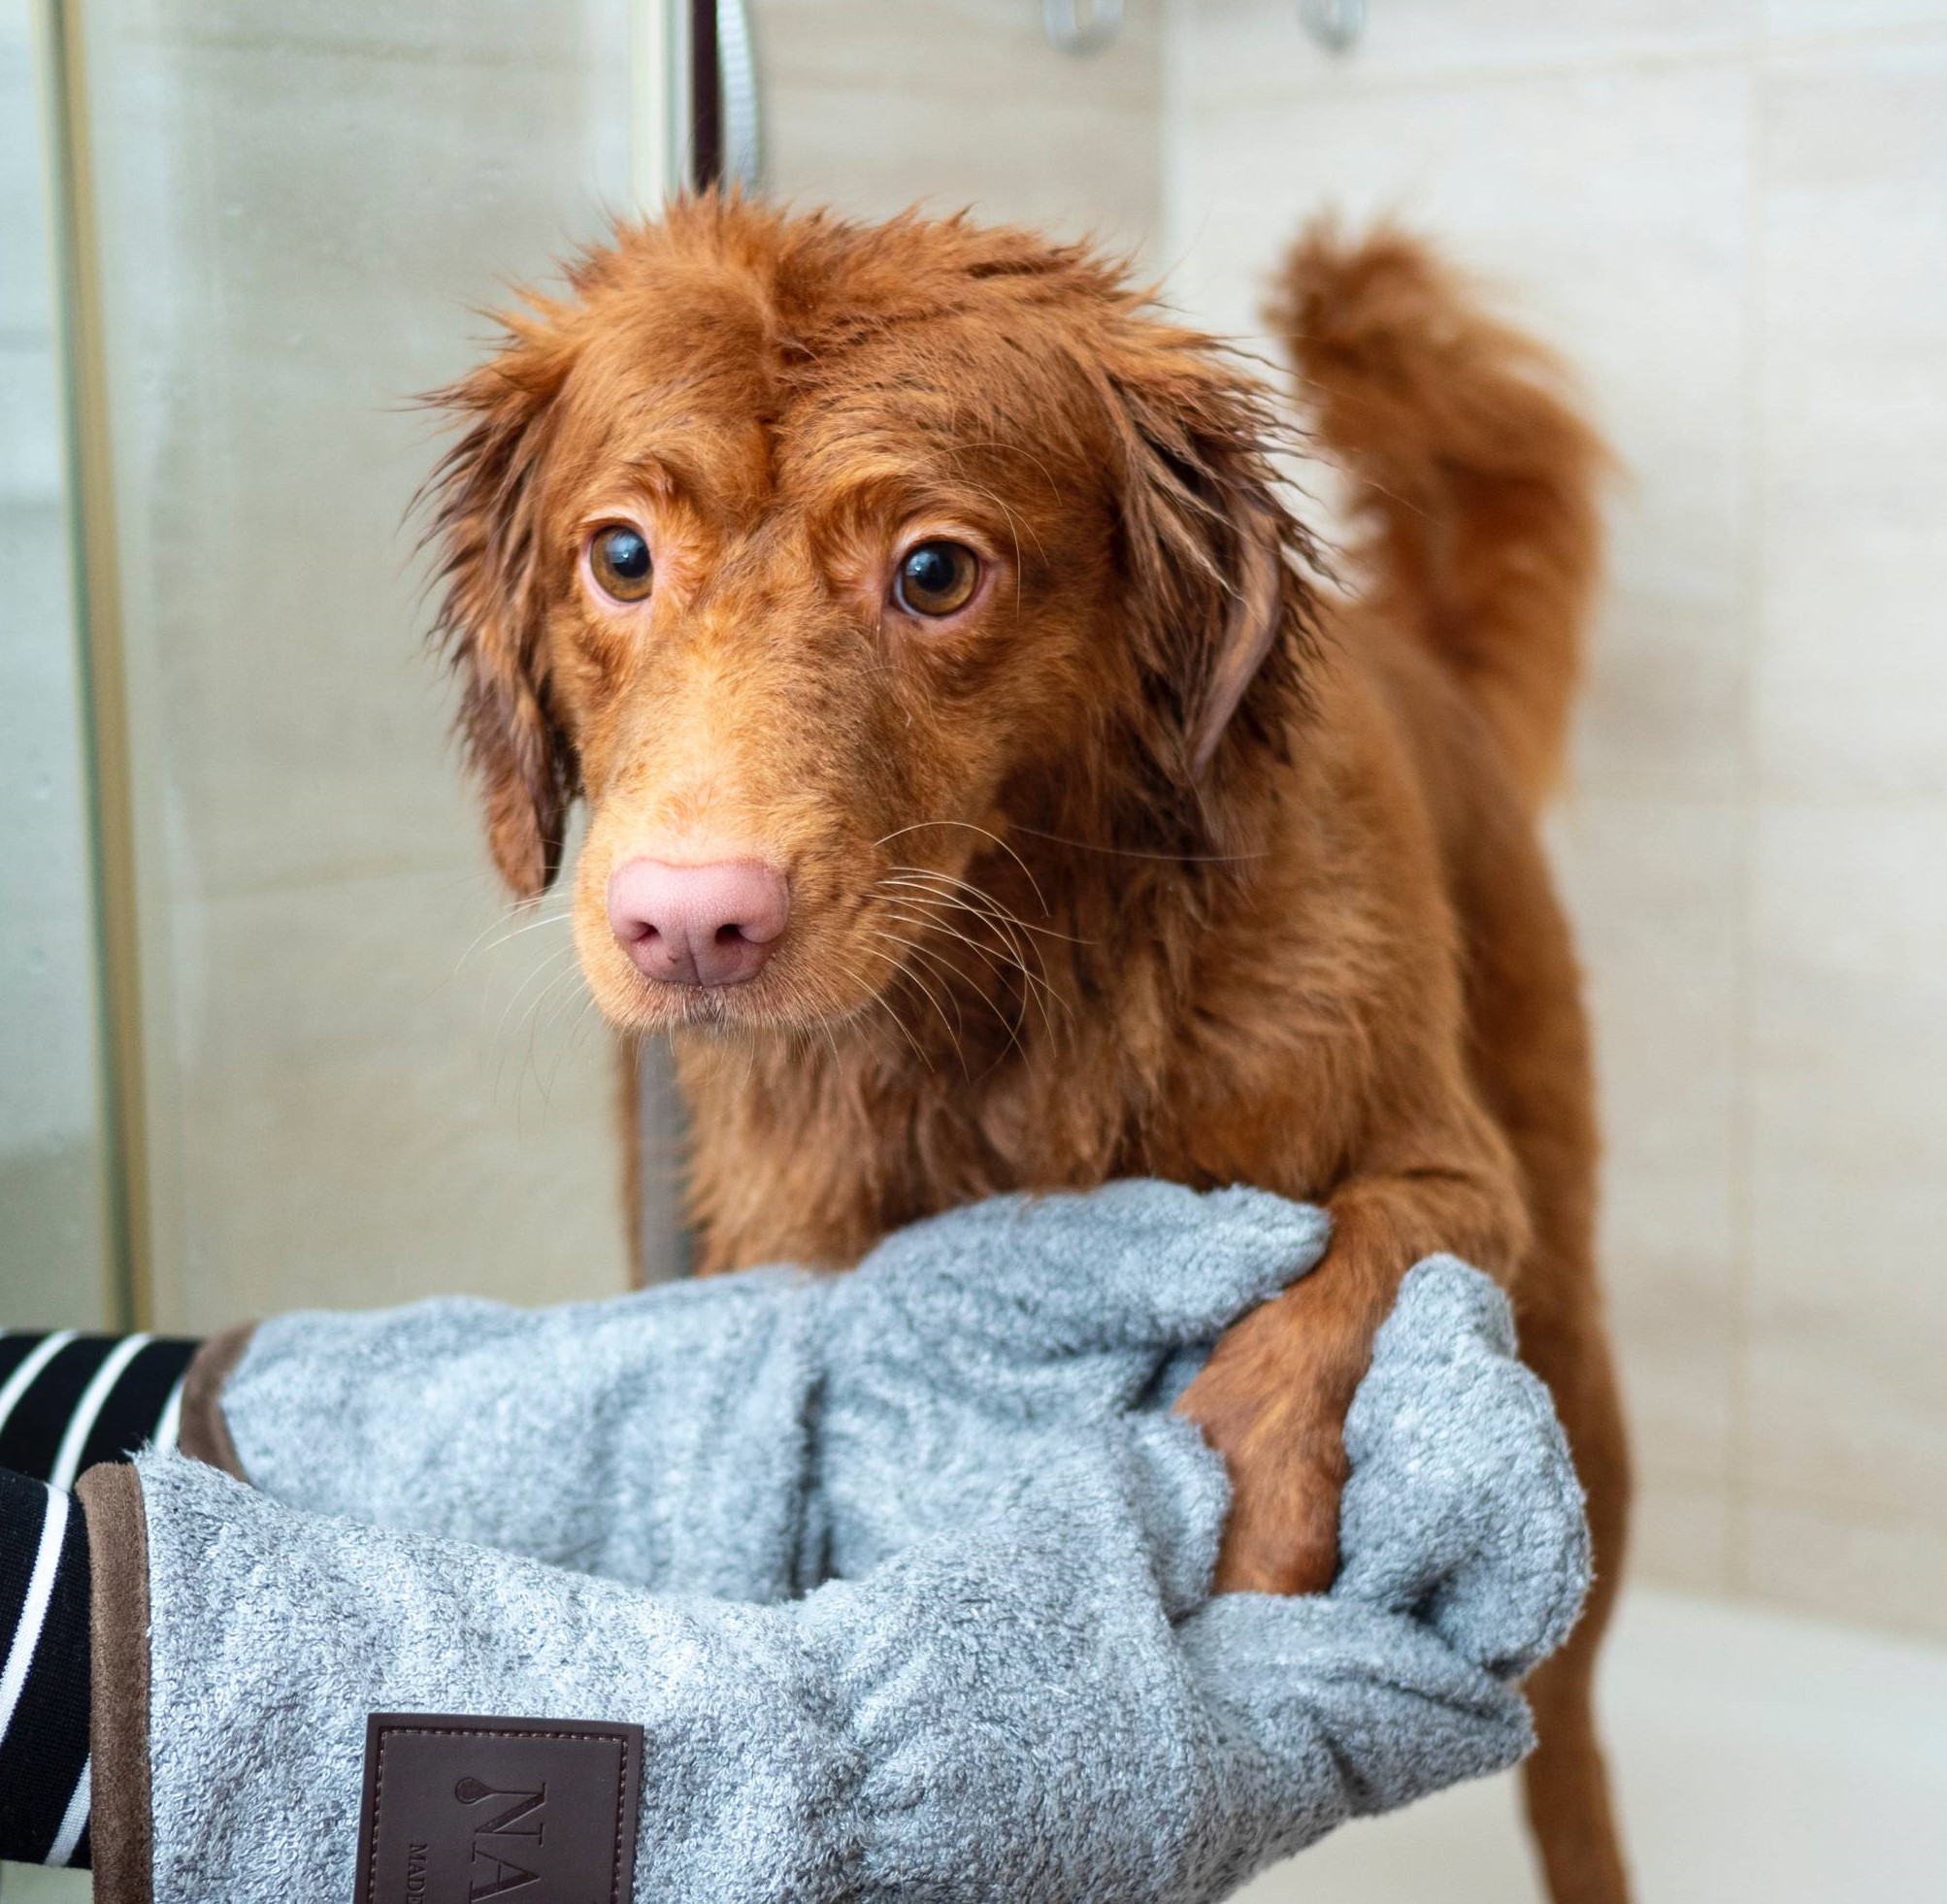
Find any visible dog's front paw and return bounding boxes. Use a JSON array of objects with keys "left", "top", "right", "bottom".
[
  {"left": 1177, "top": 1339, "right": 1348, "bottom": 1596},
  {"left": 1207, "top": 1419, "right": 1345, "bottom": 1596}
]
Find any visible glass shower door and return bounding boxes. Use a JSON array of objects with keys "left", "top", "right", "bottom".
[{"left": 32, "top": 0, "right": 665, "bottom": 1340}]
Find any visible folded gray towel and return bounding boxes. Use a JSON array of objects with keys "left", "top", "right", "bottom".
[{"left": 120, "top": 1196, "right": 1588, "bottom": 1904}]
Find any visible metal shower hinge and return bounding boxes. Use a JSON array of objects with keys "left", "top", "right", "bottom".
[{"left": 718, "top": 0, "right": 762, "bottom": 189}]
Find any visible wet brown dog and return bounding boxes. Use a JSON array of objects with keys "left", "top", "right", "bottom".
[{"left": 425, "top": 199, "right": 1632, "bottom": 1904}]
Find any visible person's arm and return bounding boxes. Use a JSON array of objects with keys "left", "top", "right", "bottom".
[
  {"left": 0, "top": 1328, "right": 204, "bottom": 1871},
  {"left": 2, "top": 1280, "right": 826, "bottom": 1602},
  {"left": 0, "top": 1467, "right": 93, "bottom": 1870},
  {"left": 0, "top": 1331, "right": 202, "bottom": 1485}
]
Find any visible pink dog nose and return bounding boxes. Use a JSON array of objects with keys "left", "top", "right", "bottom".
[{"left": 606, "top": 857, "right": 790, "bottom": 987}]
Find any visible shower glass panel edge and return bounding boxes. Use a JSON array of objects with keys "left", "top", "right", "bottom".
[{"left": 0, "top": 0, "right": 120, "bottom": 1334}]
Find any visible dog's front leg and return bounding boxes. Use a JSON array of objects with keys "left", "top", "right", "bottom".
[{"left": 1176, "top": 1140, "right": 1530, "bottom": 1596}]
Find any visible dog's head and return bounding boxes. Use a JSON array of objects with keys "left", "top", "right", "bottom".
[{"left": 425, "top": 200, "right": 1313, "bottom": 1036}]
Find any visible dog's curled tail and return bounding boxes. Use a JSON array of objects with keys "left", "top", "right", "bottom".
[{"left": 1270, "top": 222, "right": 1609, "bottom": 806}]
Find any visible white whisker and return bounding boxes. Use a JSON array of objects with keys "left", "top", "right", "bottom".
[{"left": 871, "top": 820, "right": 1049, "bottom": 916}]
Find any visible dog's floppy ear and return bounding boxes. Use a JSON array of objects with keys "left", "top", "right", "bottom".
[
  {"left": 1101, "top": 324, "right": 1314, "bottom": 782},
  {"left": 421, "top": 312, "right": 580, "bottom": 898}
]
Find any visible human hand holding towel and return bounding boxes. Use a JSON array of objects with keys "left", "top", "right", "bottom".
[{"left": 79, "top": 1232, "right": 1587, "bottom": 1903}]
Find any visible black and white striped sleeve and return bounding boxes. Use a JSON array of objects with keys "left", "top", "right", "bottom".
[
  {"left": 0, "top": 1331, "right": 201, "bottom": 1868},
  {"left": 0, "top": 1468, "right": 94, "bottom": 1869},
  {"left": 0, "top": 1331, "right": 202, "bottom": 1488}
]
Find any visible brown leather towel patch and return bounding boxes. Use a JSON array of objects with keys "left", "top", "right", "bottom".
[{"left": 355, "top": 1713, "right": 644, "bottom": 1904}]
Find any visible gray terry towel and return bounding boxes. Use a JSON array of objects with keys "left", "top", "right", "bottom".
[
  {"left": 117, "top": 1210, "right": 1588, "bottom": 1904},
  {"left": 217, "top": 1181, "right": 1335, "bottom": 1598}
]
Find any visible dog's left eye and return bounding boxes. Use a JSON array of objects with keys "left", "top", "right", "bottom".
[{"left": 894, "top": 541, "right": 980, "bottom": 618}]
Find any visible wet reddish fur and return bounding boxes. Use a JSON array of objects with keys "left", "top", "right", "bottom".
[{"left": 426, "top": 200, "right": 1632, "bottom": 1904}]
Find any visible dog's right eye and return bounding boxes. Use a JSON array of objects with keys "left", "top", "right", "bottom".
[{"left": 589, "top": 525, "right": 654, "bottom": 603}]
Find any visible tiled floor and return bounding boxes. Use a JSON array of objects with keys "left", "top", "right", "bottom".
[{"left": 1238, "top": 1586, "right": 1947, "bottom": 1903}]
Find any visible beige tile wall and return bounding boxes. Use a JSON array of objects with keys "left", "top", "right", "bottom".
[
  {"left": 1166, "top": 0, "right": 1947, "bottom": 1641},
  {"left": 755, "top": 0, "right": 1162, "bottom": 251}
]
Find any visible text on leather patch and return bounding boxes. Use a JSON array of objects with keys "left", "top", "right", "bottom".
[{"left": 355, "top": 1712, "right": 644, "bottom": 1904}]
